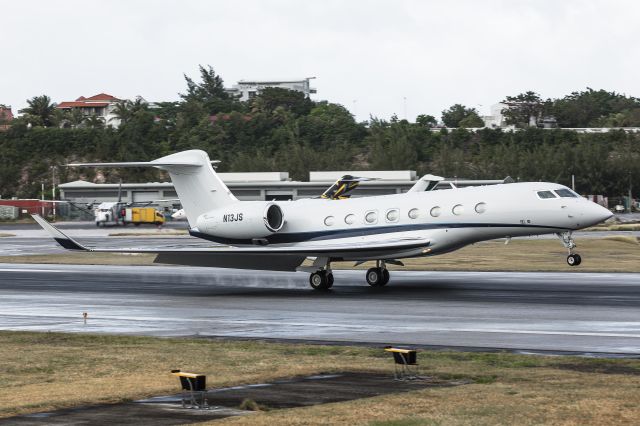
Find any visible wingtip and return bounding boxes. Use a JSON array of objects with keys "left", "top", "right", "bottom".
[{"left": 31, "top": 214, "right": 87, "bottom": 251}]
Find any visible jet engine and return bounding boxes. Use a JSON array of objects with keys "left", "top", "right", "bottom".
[{"left": 195, "top": 202, "right": 284, "bottom": 238}]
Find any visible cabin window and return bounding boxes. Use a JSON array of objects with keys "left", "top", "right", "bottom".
[
  {"left": 537, "top": 190, "right": 557, "bottom": 199},
  {"left": 430, "top": 206, "right": 441, "bottom": 217},
  {"left": 452, "top": 204, "right": 464, "bottom": 215},
  {"left": 365, "top": 211, "right": 378, "bottom": 224},
  {"left": 475, "top": 202, "right": 487, "bottom": 214},
  {"left": 554, "top": 189, "right": 578, "bottom": 198},
  {"left": 344, "top": 214, "right": 355, "bottom": 225},
  {"left": 408, "top": 208, "right": 419, "bottom": 219},
  {"left": 386, "top": 209, "right": 399, "bottom": 223},
  {"left": 324, "top": 216, "right": 335, "bottom": 226}
]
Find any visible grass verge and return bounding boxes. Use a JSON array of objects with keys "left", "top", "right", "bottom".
[
  {"left": 585, "top": 223, "right": 640, "bottom": 232},
  {"left": 0, "top": 233, "right": 15, "bottom": 237},
  {"left": 0, "top": 332, "right": 639, "bottom": 425},
  {"left": 1, "top": 238, "right": 638, "bottom": 272}
]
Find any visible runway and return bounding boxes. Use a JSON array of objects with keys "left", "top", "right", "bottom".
[{"left": 1, "top": 263, "right": 639, "bottom": 355}]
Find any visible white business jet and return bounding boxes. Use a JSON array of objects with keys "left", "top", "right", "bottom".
[{"left": 32, "top": 149, "right": 612, "bottom": 290}]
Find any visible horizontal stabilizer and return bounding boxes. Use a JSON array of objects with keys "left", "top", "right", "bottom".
[{"left": 67, "top": 160, "right": 219, "bottom": 168}]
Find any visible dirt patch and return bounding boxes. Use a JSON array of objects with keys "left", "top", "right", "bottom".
[
  {"left": 556, "top": 363, "right": 640, "bottom": 376},
  {"left": 0, "top": 372, "right": 468, "bottom": 425}
]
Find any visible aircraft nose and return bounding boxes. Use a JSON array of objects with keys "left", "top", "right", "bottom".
[{"left": 584, "top": 202, "right": 613, "bottom": 226}]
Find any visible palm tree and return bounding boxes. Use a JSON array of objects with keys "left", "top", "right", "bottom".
[
  {"left": 110, "top": 100, "right": 133, "bottom": 125},
  {"left": 19, "top": 95, "right": 57, "bottom": 127},
  {"left": 83, "top": 115, "right": 105, "bottom": 129}
]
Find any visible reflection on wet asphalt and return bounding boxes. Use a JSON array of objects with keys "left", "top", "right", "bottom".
[{"left": 0, "top": 264, "right": 639, "bottom": 355}]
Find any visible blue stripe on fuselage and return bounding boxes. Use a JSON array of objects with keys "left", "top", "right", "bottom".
[{"left": 189, "top": 222, "right": 568, "bottom": 245}]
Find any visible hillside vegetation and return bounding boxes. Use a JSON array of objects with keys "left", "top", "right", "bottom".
[{"left": 1, "top": 66, "right": 639, "bottom": 198}]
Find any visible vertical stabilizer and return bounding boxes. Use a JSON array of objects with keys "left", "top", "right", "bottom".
[
  {"left": 68, "top": 149, "right": 237, "bottom": 227},
  {"left": 152, "top": 150, "right": 238, "bottom": 226}
]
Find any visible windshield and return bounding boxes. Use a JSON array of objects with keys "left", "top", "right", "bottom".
[
  {"left": 554, "top": 189, "right": 578, "bottom": 198},
  {"left": 537, "top": 190, "right": 557, "bottom": 199}
]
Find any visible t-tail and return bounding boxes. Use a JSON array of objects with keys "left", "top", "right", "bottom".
[{"left": 68, "top": 150, "right": 237, "bottom": 227}]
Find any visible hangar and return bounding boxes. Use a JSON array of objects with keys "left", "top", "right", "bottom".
[{"left": 58, "top": 171, "right": 504, "bottom": 205}]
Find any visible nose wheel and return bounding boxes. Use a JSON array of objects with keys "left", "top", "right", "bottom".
[
  {"left": 558, "top": 232, "right": 582, "bottom": 267},
  {"left": 567, "top": 253, "right": 582, "bottom": 266}
]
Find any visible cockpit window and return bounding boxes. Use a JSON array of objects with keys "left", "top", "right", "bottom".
[
  {"left": 537, "top": 191, "right": 557, "bottom": 199},
  {"left": 554, "top": 189, "right": 578, "bottom": 198}
]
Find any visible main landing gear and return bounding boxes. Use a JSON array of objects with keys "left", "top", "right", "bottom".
[
  {"left": 366, "top": 260, "right": 390, "bottom": 287},
  {"left": 558, "top": 231, "right": 582, "bottom": 266},
  {"left": 306, "top": 258, "right": 392, "bottom": 290},
  {"left": 309, "top": 270, "right": 334, "bottom": 290}
]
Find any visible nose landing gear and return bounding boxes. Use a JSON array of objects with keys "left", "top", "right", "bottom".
[{"left": 558, "top": 232, "right": 582, "bottom": 266}]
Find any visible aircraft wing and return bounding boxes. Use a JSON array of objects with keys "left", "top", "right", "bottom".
[{"left": 31, "top": 215, "right": 430, "bottom": 271}]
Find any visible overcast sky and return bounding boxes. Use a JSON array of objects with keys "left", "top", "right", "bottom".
[{"left": 3, "top": 0, "right": 640, "bottom": 121}]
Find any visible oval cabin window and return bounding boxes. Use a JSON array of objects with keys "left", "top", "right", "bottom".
[
  {"left": 408, "top": 208, "right": 419, "bottom": 219},
  {"left": 365, "top": 211, "right": 377, "bottom": 224},
  {"left": 475, "top": 202, "right": 487, "bottom": 214},
  {"left": 386, "top": 209, "right": 399, "bottom": 222},
  {"left": 344, "top": 214, "right": 355, "bottom": 225},
  {"left": 430, "top": 206, "right": 441, "bottom": 217},
  {"left": 452, "top": 204, "right": 464, "bottom": 215},
  {"left": 324, "top": 216, "right": 335, "bottom": 226}
]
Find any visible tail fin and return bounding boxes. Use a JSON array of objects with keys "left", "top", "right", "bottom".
[{"left": 68, "top": 150, "right": 237, "bottom": 226}]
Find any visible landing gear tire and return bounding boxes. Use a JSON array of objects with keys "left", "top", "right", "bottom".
[
  {"left": 380, "top": 269, "right": 390, "bottom": 286},
  {"left": 567, "top": 254, "right": 582, "bottom": 266},
  {"left": 366, "top": 267, "right": 389, "bottom": 287},
  {"left": 309, "top": 271, "right": 332, "bottom": 290}
]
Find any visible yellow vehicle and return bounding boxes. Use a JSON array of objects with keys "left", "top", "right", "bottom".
[{"left": 124, "top": 207, "right": 165, "bottom": 226}]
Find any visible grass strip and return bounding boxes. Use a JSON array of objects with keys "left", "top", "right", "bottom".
[{"left": 0, "top": 332, "right": 638, "bottom": 425}]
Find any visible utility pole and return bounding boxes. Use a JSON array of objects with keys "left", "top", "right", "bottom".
[
  {"left": 629, "top": 172, "right": 633, "bottom": 213},
  {"left": 571, "top": 174, "right": 575, "bottom": 191},
  {"left": 51, "top": 166, "right": 57, "bottom": 220},
  {"left": 41, "top": 182, "right": 45, "bottom": 216}
]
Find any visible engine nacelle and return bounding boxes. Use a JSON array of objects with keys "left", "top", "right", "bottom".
[{"left": 195, "top": 202, "right": 284, "bottom": 239}]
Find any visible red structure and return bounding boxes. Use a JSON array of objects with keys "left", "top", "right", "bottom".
[
  {"left": 0, "top": 200, "right": 55, "bottom": 217},
  {"left": 57, "top": 93, "right": 120, "bottom": 117},
  {"left": 0, "top": 104, "right": 13, "bottom": 131}
]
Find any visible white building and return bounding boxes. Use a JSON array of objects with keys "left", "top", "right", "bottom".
[
  {"left": 482, "top": 103, "right": 510, "bottom": 128},
  {"left": 226, "top": 77, "right": 317, "bottom": 101}
]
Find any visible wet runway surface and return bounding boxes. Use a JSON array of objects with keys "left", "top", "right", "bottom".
[{"left": 0, "top": 264, "right": 639, "bottom": 355}]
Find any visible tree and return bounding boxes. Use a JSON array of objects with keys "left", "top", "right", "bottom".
[
  {"left": 181, "top": 65, "right": 228, "bottom": 101},
  {"left": 19, "top": 95, "right": 57, "bottom": 127},
  {"left": 441, "top": 104, "right": 482, "bottom": 128},
  {"left": 83, "top": 115, "right": 105, "bottom": 129},
  {"left": 252, "top": 87, "right": 314, "bottom": 116},
  {"left": 550, "top": 88, "right": 640, "bottom": 127},
  {"left": 458, "top": 113, "right": 484, "bottom": 128},
  {"left": 179, "top": 65, "right": 239, "bottom": 121},
  {"left": 501, "top": 91, "right": 548, "bottom": 128},
  {"left": 110, "top": 100, "right": 134, "bottom": 125},
  {"left": 416, "top": 114, "right": 437, "bottom": 127}
]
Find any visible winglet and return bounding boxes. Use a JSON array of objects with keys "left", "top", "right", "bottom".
[{"left": 31, "top": 214, "right": 89, "bottom": 251}]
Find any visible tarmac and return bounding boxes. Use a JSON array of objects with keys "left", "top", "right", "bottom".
[{"left": 0, "top": 263, "right": 639, "bottom": 356}]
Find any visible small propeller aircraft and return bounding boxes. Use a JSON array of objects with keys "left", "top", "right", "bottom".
[{"left": 33, "top": 149, "right": 612, "bottom": 290}]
